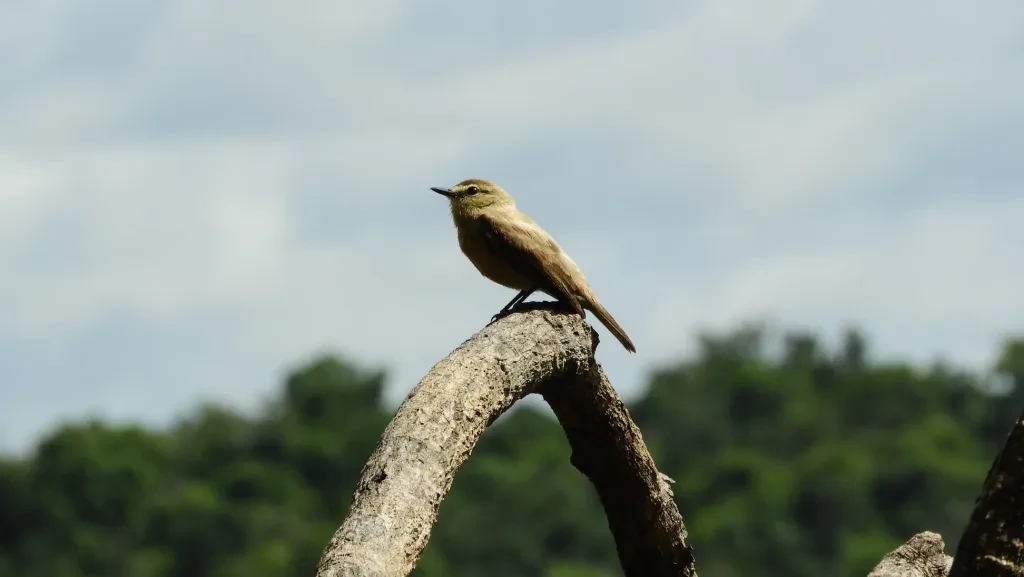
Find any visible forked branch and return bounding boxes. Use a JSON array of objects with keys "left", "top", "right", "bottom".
[
  {"left": 314, "top": 305, "right": 694, "bottom": 577},
  {"left": 314, "top": 304, "right": 1024, "bottom": 577}
]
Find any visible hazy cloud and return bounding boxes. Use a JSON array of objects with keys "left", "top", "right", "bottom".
[{"left": 1, "top": 0, "right": 1022, "bottom": 450}]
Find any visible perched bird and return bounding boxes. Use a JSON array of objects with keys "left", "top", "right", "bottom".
[{"left": 430, "top": 178, "right": 636, "bottom": 353}]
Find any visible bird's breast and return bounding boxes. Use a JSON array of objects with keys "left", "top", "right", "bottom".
[{"left": 455, "top": 218, "right": 532, "bottom": 290}]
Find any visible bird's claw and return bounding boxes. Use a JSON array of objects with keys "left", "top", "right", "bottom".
[{"left": 490, "top": 307, "right": 518, "bottom": 324}]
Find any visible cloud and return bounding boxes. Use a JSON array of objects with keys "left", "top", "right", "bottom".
[
  {"left": 643, "top": 192, "right": 1024, "bottom": 368},
  {"left": 0, "top": 0, "right": 1022, "bottom": 450}
]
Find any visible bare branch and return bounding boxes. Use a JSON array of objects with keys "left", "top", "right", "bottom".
[
  {"left": 949, "top": 411, "right": 1024, "bottom": 577},
  {"left": 867, "top": 532, "right": 952, "bottom": 577},
  {"left": 315, "top": 304, "right": 694, "bottom": 577},
  {"left": 864, "top": 412, "right": 1024, "bottom": 577},
  {"left": 541, "top": 362, "right": 696, "bottom": 576}
]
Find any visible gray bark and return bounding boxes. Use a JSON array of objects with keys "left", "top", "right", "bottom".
[
  {"left": 314, "top": 304, "right": 695, "bottom": 577},
  {"left": 867, "top": 532, "right": 952, "bottom": 577},
  {"left": 314, "top": 302, "right": 1019, "bottom": 577},
  {"left": 948, "top": 410, "right": 1024, "bottom": 577}
]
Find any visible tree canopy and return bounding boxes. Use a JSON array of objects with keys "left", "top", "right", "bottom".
[{"left": 2, "top": 322, "right": 1021, "bottom": 577}]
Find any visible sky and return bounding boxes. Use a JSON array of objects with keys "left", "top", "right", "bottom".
[{"left": 1, "top": 0, "right": 1022, "bottom": 452}]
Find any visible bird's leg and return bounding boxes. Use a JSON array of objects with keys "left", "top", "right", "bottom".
[
  {"left": 503, "top": 288, "right": 534, "bottom": 312},
  {"left": 490, "top": 288, "right": 535, "bottom": 323}
]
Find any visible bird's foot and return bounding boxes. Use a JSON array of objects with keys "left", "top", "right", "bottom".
[{"left": 489, "top": 300, "right": 575, "bottom": 325}]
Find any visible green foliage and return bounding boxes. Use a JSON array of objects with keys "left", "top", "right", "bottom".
[{"left": 0, "top": 325, "right": 1021, "bottom": 577}]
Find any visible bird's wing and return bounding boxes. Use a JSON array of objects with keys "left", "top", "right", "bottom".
[{"left": 476, "top": 211, "right": 585, "bottom": 316}]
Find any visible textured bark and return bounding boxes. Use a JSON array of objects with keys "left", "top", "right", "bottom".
[
  {"left": 316, "top": 301, "right": 1024, "bottom": 577},
  {"left": 315, "top": 304, "right": 695, "bottom": 577},
  {"left": 948, "top": 411, "right": 1024, "bottom": 577},
  {"left": 867, "top": 532, "right": 952, "bottom": 577},
  {"left": 541, "top": 365, "right": 695, "bottom": 576}
]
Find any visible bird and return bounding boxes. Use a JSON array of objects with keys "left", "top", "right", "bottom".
[{"left": 430, "top": 178, "right": 636, "bottom": 353}]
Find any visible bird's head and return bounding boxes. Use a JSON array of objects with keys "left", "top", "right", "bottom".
[{"left": 430, "top": 178, "right": 514, "bottom": 214}]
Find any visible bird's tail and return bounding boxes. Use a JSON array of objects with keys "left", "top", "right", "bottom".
[{"left": 585, "top": 299, "right": 636, "bottom": 353}]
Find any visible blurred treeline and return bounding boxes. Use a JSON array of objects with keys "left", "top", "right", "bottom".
[{"left": 2, "top": 323, "right": 1024, "bottom": 577}]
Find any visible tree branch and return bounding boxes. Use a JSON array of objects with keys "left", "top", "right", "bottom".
[
  {"left": 948, "top": 410, "right": 1024, "bottom": 577},
  {"left": 867, "top": 532, "right": 952, "bottom": 577},
  {"left": 315, "top": 305, "right": 695, "bottom": 577},
  {"left": 540, "top": 362, "right": 695, "bottom": 576},
  {"left": 319, "top": 302, "right": 1024, "bottom": 577},
  {"left": 864, "top": 408, "right": 1024, "bottom": 577}
]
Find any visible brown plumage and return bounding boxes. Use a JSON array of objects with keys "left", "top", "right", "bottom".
[{"left": 430, "top": 178, "right": 636, "bottom": 353}]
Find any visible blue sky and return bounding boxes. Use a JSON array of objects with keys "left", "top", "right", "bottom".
[{"left": 1, "top": 0, "right": 1022, "bottom": 452}]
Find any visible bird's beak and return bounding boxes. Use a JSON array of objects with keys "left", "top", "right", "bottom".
[{"left": 430, "top": 186, "right": 455, "bottom": 198}]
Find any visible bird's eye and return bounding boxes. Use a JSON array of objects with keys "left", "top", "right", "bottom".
[{"left": 466, "top": 186, "right": 480, "bottom": 195}]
